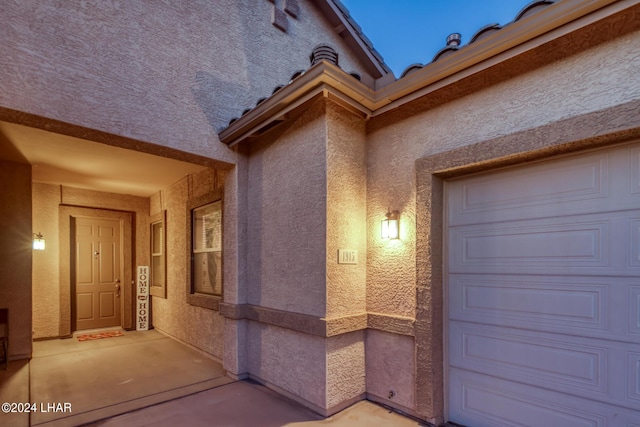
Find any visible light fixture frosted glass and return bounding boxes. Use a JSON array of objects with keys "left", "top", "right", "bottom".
[
  {"left": 381, "top": 210, "right": 399, "bottom": 240},
  {"left": 33, "top": 232, "right": 45, "bottom": 250}
]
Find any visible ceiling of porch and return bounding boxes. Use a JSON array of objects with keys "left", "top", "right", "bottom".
[{"left": 0, "top": 120, "right": 207, "bottom": 197}]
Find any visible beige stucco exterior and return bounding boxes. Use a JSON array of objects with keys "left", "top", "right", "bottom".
[
  {"left": 1, "top": 0, "right": 639, "bottom": 425},
  {"left": 0, "top": 161, "right": 32, "bottom": 359},
  {"left": 150, "top": 169, "right": 227, "bottom": 359}
]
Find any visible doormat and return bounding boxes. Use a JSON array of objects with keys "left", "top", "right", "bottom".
[{"left": 76, "top": 331, "right": 124, "bottom": 342}]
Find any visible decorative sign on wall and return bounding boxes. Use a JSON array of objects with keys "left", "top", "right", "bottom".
[{"left": 137, "top": 266, "right": 150, "bottom": 331}]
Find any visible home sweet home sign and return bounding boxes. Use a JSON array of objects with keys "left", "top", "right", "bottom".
[{"left": 137, "top": 266, "right": 149, "bottom": 330}]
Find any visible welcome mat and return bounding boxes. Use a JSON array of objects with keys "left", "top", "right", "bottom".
[{"left": 77, "top": 330, "right": 124, "bottom": 342}]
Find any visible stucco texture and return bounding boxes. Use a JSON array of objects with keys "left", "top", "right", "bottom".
[
  {"left": 247, "top": 99, "right": 327, "bottom": 317},
  {"left": 326, "top": 102, "right": 367, "bottom": 319},
  {"left": 327, "top": 331, "right": 366, "bottom": 408},
  {"left": 365, "top": 330, "right": 415, "bottom": 410},
  {"left": 32, "top": 183, "right": 61, "bottom": 339},
  {"left": 150, "top": 169, "right": 225, "bottom": 359},
  {"left": 247, "top": 321, "right": 327, "bottom": 409},
  {"left": 0, "top": 0, "right": 371, "bottom": 163},
  {"left": 0, "top": 161, "right": 32, "bottom": 359},
  {"left": 243, "top": 99, "right": 370, "bottom": 411}
]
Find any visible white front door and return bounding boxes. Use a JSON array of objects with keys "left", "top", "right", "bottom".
[{"left": 446, "top": 142, "right": 640, "bottom": 426}]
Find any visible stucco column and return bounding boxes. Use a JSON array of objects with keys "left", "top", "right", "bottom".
[
  {"left": 325, "top": 101, "right": 368, "bottom": 410},
  {"left": 0, "top": 161, "right": 33, "bottom": 360}
]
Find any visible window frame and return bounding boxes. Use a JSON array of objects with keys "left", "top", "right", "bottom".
[
  {"left": 186, "top": 189, "right": 223, "bottom": 310},
  {"left": 149, "top": 210, "right": 167, "bottom": 298}
]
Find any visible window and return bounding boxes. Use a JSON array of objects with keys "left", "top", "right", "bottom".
[
  {"left": 149, "top": 211, "right": 166, "bottom": 298},
  {"left": 187, "top": 190, "right": 223, "bottom": 310},
  {"left": 192, "top": 201, "right": 222, "bottom": 295}
]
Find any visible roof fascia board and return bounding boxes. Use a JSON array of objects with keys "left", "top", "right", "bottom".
[
  {"left": 373, "top": 0, "right": 626, "bottom": 113},
  {"left": 219, "top": 62, "right": 374, "bottom": 146}
]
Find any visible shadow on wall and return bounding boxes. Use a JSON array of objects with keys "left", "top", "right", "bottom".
[
  {"left": 191, "top": 71, "right": 250, "bottom": 133},
  {"left": 0, "top": 129, "right": 29, "bottom": 164},
  {"left": 247, "top": 139, "right": 263, "bottom": 379}
]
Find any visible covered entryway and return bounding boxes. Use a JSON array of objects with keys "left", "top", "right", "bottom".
[
  {"left": 0, "top": 119, "right": 213, "bottom": 338},
  {"left": 445, "top": 142, "right": 640, "bottom": 426}
]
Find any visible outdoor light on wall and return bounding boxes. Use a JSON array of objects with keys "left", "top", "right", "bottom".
[
  {"left": 33, "top": 232, "right": 45, "bottom": 250},
  {"left": 381, "top": 209, "right": 400, "bottom": 240}
]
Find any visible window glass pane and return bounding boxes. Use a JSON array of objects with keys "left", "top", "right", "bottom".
[
  {"left": 151, "top": 222, "right": 163, "bottom": 255},
  {"left": 193, "top": 201, "right": 221, "bottom": 252},
  {"left": 193, "top": 251, "right": 222, "bottom": 295},
  {"left": 150, "top": 219, "right": 165, "bottom": 291},
  {"left": 152, "top": 255, "right": 164, "bottom": 287}
]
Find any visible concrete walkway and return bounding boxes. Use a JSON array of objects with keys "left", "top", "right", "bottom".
[
  {"left": 0, "top": 330, "right": 425, "bottom": 427},
  {"left": 94, "top": 380, "right": 425, "bottom": 427}
]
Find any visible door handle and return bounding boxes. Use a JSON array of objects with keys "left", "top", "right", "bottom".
[{"left": 115, "top": 283, "right": 121, "bottom": 298}]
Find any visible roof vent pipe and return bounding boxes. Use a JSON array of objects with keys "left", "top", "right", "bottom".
[{"left": 446, "top": 33, "right": 462, "bottom": 47}]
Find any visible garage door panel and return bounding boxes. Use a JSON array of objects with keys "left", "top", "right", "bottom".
[
  {"left": 450, "top": 275, "right": 639, "bottom": 342},
  {"left": 450, "top": 212, "right": 640, "bottom": 275},
  {"left": 631, "top": 146, "right": 640, "bottom": 195},
  {"left": 631, "top": 219, "right": 640, "bottom": 267},
  {"left": 448, "top": 145, "right": 640, "bottom": 227},
  {"left": 448, "top": 369, "right": 640, "bottom": 427},
  {"left": 450, "top": 322, "right": 607, "bottom": 395},
  {"left": 450, "top": 216, "right": 609, "bottom": 273},
  {"left": 449, "top": 275, "right": 606, "bottom": 334},
  {"left": 448, "top": 152, "right": 610, "bottom": 227},
  {"left": 631, "top": 287, "right": 640, "bottom": 335},
  {"left": 630, "top": 352, "right": 640, "bottom": 403}
]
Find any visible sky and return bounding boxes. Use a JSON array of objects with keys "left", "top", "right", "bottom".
[{"left": 341, "top": 0, "right": 533, "bottom": 77}]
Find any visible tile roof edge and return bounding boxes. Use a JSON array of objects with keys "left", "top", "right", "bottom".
[{"left": 323, "top": 0, "right": 394, "bottom": 76}]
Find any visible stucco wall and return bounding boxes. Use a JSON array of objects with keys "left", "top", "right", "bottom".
[
  {"left": 326, "top": 102, "right": 367, "bottom": 319},
  {"left": 247, "top": 321, "right": 327, "bottom": 409},
  {"left": 247, "top": 99, "right": 327, "bottom": 317},
  {"left": 32, "top": 183, "right": 61, "bottom": 339},
  {"left": 244, "top": 98, "right": 370, "bottom": 412},
  {"left": 324, "top": 102, "right": 368, "bottom": 410},
  {"left": 0, "top": 161, "right": 32, "bottom": 359},
  {"left": 150, "top": 169, "right": 225, "bottom": 359},
  {"left": 327, "top": 331, "right": 366, "bottom": 408},
  {"left": 222, "top": 162, "right": 247, "bottom": 374},
  {"left": 0, "top": 0, "right": 371, "bottom": 163},
  {"left": 365, "top": 330, "right": 415, "bottom": 410}
]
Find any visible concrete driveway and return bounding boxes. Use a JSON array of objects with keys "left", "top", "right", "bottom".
[{"left": 0, "top": 330, "right": 425, "bottom": 427}]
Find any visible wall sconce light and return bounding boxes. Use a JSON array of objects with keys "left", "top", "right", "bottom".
[
  {"left": 381, "top": 209, "right": 399, "bottom": 240},
  {"left": 33, "top": 232, "right": 45, "bottom": 250}
]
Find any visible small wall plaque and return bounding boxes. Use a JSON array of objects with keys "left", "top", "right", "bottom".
[{"left": 338, "top": 249, "right": 358, "bottom": 265}]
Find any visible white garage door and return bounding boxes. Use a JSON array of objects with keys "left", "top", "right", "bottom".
[{"left": 446, "top": 142, "right": 640, "bottom": 427}]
